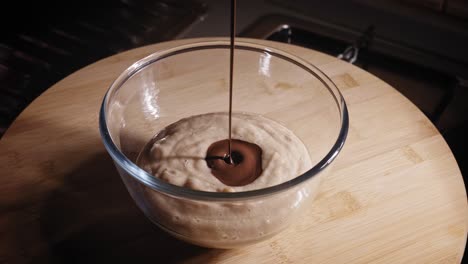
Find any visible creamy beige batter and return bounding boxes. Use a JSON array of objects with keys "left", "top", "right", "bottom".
[
  {"left": 137, "top": 112, "right": 312, "bottom": 191},
  {"left": 133, "top": 112, "right": 320, "bottom": 248}
]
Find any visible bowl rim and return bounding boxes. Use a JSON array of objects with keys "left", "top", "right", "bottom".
[{"left": 99, "top": 39, "right": 349, "bottom": 201}]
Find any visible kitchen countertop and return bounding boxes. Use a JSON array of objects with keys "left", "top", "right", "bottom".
[{"left": 184, "top": 0, "right": 468, "bottom": 66}]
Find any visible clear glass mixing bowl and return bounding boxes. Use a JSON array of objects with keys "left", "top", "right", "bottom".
[{"left": 99, "top": 40, "right": 348, "bottom": 248}]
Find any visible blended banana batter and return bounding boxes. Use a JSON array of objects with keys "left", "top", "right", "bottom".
[
  {"left": 134, "top": 112, "right": 318, "bottom": 248},
  {"left": 137, "top": 112, "right": 311, "bottom": 191}
]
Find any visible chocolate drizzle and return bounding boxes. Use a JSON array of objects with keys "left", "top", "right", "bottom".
[
  {"left": 206, "top": 139, "right": 262, "bottom": 186},
  {"left": 204, "top": 0, "right": 264, "bottom": 187},
  {"left": 226, "top": 0, "right": 236, "bottom": 163}
]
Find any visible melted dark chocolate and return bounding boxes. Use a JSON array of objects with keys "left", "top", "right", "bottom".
[{"left": 206, "top": 139, "right": 262, "bottom": 186}]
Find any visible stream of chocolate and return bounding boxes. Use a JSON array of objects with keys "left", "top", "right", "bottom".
[
  {"left": 227, "top": 0, "right": 236, "bottom": 163},
  {"left": 204, "top": 0, "right": 264, "bottom": 186}
]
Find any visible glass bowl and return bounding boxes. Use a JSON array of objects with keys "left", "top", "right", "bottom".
[{"left": 99, "top": 40, "right": 348, "bottom": 248}]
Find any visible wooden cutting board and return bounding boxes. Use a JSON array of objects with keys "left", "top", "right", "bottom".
[{"left": 0, "top": 38, "right": 467, "bottom": 263}]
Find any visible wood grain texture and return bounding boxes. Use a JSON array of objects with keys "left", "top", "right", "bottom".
[{"left": 0, "top": 38, "right": 466, "bottom": 263}]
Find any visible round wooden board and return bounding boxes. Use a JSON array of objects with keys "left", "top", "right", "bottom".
[{"left": 0, "top": 38, "right": 467, "bottom": 263}]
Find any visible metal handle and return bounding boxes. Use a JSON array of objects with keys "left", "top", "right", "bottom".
[{"left": 338, "top": 25, "right": 375, "bottom": 64}]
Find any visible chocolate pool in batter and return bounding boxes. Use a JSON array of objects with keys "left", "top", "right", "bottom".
[{"left": 206, "top": 139, "right": 263, "bottom": 186}]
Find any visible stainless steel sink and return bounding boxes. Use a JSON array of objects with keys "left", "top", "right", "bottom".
[{"left": 241, "top": 14, "right": 467, "bottom": 132}]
